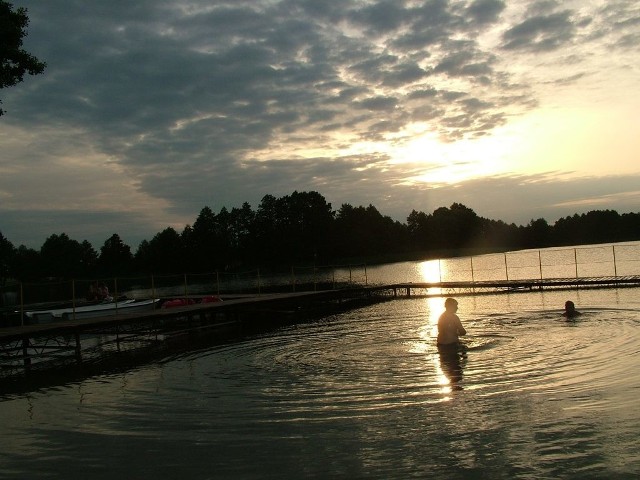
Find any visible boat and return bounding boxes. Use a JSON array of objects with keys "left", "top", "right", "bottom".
[
  {"left": 161, "top": 295, "right": 222, "bottom": 309},
  {"left": 25, "top": 298, "right": 159, "bottom": 324}
]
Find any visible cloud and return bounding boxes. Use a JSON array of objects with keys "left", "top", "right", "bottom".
[
  {"left": 466, "top": 0, "right": 506, "bottom": 25},
  {"left": 1, "top": 0, "right": 638, "bottom": 249},
  {"left": 502, "top": 10, "right": 576, "bottom": 52}
]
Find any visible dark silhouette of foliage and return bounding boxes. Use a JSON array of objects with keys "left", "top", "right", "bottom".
[
  {"left": 97, "top": 234, "right": 132, "bottom": 276},
  {"left": 524, "top": 218, "right": 552, "bottom": 248},
  {"left": 40, "top": 233, "right": 95, "bottom": 278},
  {"left": 620, "top": 212, "right": 640, "bottom": 241},
  {"left": 0, "top": 1, "right": 46, "bottom": 115},
  {"left": 0, "top": 231, "right": 14, "bottom": 282},
  {"left": 185, "top": 206, "right": 224, "bottom": 272},
  {"left": 429, "top": 203, "right": 482, "bottom": 252},
  {"left": 11, "top": 245, "right": 40, "bottom": 281},
  {"left": 228, "top": 202, "right": 255, "bottom": 266},
  {"left": 333, "top": 204, "right": 407, "bottom": 261},
  {"left": 134, "top": 228, "right": 183, "bottom": 274},
  {"left": 0, "top": 190, "right": 638, "bottom": 279}
]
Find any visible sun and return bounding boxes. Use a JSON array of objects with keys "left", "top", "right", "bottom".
[{"left": 391, "top": 124, "right": 515, "bottom": 184}]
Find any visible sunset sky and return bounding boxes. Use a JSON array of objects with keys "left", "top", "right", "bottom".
[{"left": 1, "top": 0, "right": 639, "bottom": 249}]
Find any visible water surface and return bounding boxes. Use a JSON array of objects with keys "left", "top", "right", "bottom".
[{"left": 1, "top": 287, "right": 639, "bottom": 479}]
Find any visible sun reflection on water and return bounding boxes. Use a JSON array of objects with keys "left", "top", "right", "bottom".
[
  {"left": 418, "top": 259, "right": 441, "bottom": 283},
  {"left": 425, "top": 296, "right": 443, "bottom": 337}
]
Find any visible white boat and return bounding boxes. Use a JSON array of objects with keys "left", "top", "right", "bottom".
[
  {"left": 26, "top": 299, "right": 159, "bottom": 323},
  {"left": 56, "top": 298, "right": 160, "bottom": 321}
]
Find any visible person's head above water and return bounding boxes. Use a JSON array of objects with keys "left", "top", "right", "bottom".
[
  {"left": 444, "top": 297, "right": 458, "bottom": 311},
  {"left": 563, "top": 300, "right": 581, "bottom": 318}
]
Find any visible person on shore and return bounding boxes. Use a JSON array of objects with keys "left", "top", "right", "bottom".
[
  {"left": 86, "top": 282, "right": 99, "bottom": 301},
  {"left": 562, "top": 300, "right": 581, "bottom": 319},
  {"left": 437, "top": 297, "right": 467, "bottom": 346},
  {"left": 97, "top": 282, "right": 113, "bottom": 302}
]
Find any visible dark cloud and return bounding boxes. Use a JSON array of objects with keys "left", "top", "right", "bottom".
[
  {"left": 466, "top": 0, "right": 506, "bottom": 25},
  {"left": 348, "top": 0, "right": 413, "bottom": 33},
  {"left": 502, "top": 10, "right": 576, "bottom": 52}
]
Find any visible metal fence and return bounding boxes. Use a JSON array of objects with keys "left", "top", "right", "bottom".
[{"left": 438, "top": 243, "right": 639, "bottom": 283}]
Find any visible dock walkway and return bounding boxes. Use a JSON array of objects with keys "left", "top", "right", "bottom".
[{"left": 0, "top": 289, "right": 376, "bottom": 377}]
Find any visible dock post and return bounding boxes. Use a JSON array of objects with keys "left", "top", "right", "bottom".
[
  {"left": 151, "top": 275, "right": 156, "bottom": 309},
  {"left": 612, "top": 246, "right": 618, "bottom": 278},
  {"left": 20, "top": 282, "right": 24, "bottom": 327},
  {"left": 184, "top": 274, "right": 189, "bottom": 299},
  {"left": 75, "top": 332, "right": 82, "bottom": 364},
  {"left": 72, "top": 280, "right": 77, "bottom": 320},
  {"left": 538, "top": 251, "right": 543, "bottom": 281},
  {"left": 291, "top": 266, "right": 296, "bottom": 292},
  {"left": 258, "top": 269, "right": 262, "bottom": 295},
  {"left": 22, "top": 337, "right": 31, "bottom": 369},
  {"left": 470, "top": 257, "right": 476, "bottom": 294},
  {"left": 504, "top": 253, "right": 509, "bottom": 281}
]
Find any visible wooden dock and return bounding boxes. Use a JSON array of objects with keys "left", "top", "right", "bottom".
[
  {"left": 1, "top": 276, "right": 639, "bottom": 379},
  {"left": 0, "top": 289, "right": 380, "bottom": 378}
]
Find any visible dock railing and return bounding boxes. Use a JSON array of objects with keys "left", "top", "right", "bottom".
[{"left": 435, "top": 243, "right": 639, "bottom": 283}]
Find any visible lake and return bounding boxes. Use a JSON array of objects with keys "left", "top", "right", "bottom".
[{"left": 1, "top": 243, "right": 640, "bottom": 479}]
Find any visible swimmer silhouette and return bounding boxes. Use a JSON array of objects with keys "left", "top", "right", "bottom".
[
  {"left": 436, "top": 298, "right": 468, "bottom": 388},
  {"left": 562, "top": 300, "right": 581, "bottom": 319},
  {"left": 437, "top": 298, "right": 467, "bottom": 346}
]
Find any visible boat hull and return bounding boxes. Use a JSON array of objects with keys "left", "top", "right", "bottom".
[{"left": 25, "top": 299, "right": 158, "bottom": 324}]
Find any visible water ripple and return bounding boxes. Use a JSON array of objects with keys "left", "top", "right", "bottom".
[{"left": 2, "top": 297, "right": 640, "bottom": 479}]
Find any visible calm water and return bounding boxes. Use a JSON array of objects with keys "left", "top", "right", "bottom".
[{"left": 1, "top": 250, "right": 640, "bottom": 478}]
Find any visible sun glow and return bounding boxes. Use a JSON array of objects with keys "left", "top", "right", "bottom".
[
  {"left": 419, "top": 260, "right": 441, "bottom": 283},
  {"left": 394, "top": 128, "right": 515, "bottom": 184}
]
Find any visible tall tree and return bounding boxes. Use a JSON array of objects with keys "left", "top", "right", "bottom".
[
  {"left": 252, "top": 194, "right": 282, "bottom": 265},
  {"left": 189, "top": 206, "right": 220, "bottom": 271},
  {"left": 0, "top": 1, "right": 46, "bottom": 115},
  {"left": 229, "top": 202, "right": 255, "bottom": 265},
  {"left": 525, "top": 218, "right": 552, "bottom": 248},
  {"left": 406, "top": 209, "right": 430, "bottom": 251},
  {"left": 13, "top": 245, "right": 40, "bottom": 281},
  {"left": 0, "top": 231, "right": 14, "bottom": 281},
  {"left": 284, "top": 191, "right": 334, "bottom": 263},
  {"left": 135, "top": 228, "right": 183, "bottom": 274},
  {"left": 40, "top": 233, "right": 87, "bottom": 278},
  {"left": 98, "top": 234, "right": 133, "bottom": 276}
]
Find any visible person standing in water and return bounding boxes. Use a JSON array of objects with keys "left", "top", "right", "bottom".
[{"left": 437, "top": 297, "right": 467, "bottom": 346}]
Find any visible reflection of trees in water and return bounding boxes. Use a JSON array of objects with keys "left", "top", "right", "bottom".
[{"left": 438, "top": 344, "right": 467, "bottom": 389}]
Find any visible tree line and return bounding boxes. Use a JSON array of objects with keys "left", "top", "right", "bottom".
[{"left": 1, "top": 191, "right": 639, "bottom": 281}]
